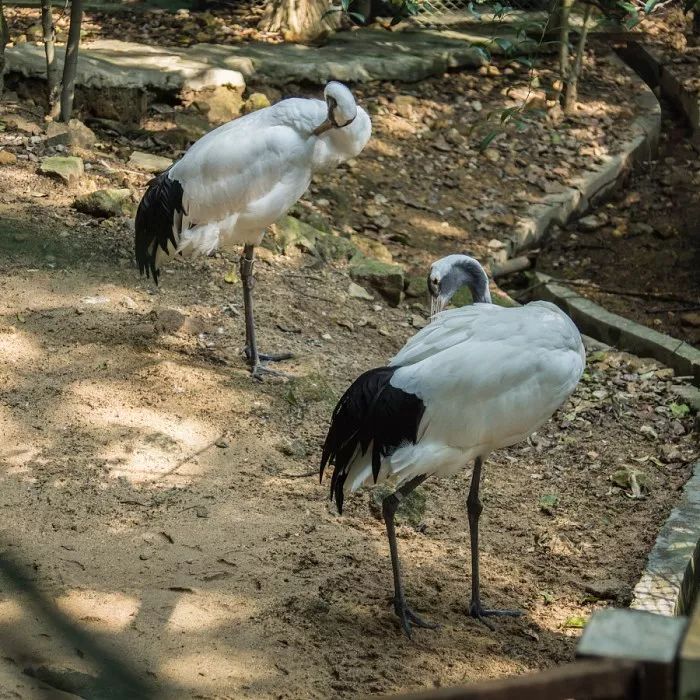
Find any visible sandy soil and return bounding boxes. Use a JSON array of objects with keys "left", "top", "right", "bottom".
[{"left": 0, "top": 155, "right": 698, "bottom": 699}]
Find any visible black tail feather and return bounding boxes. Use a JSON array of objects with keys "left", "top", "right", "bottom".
[
  {"left": 320, "top": 366, "right": 425, "bottom": 514},
  {"left": 134, "top": 168, "right": 184, "bottom": 285}
]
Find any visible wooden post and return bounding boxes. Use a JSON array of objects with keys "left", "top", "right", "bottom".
[
  {"left": 577, "top": 608, "right": 687, "bottom": 700},
  {"left": 678, "top": 600, "right": 700, "bottom": 699}
]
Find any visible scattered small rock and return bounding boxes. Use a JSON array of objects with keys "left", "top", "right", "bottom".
[
  {"left": 411, "top": 315, "right": 427, "bottom": 329},
  {"left": 660, "top": 445, "right": 682, "bottom": 464},
  {"left": 348, "top": 281, "right": 374, "bottom": 301},
  {"left": 192, "top": 85, "right": 243, "bottom": 125},
  {"left": 584, "top": 578, "right": 626, "bottom": 601},
  {"left": 242, "top": 92, "right": 271, "bottom": 114},
  {"left": 3, "top": 115, "right": 42, "bottom": 135},
  {"left": 73, "top": 188, "right": 135, "bottom": 218},
  {"left": 45, "top": 119, "right": 96, "bottom": 149},
  {"left": 0, "top": 150, "right": 17, "bottom": 165},
  {"left": 577, "top": 214, "right": 607, "bottom": 231},
  {"left": 128, "top": 151, "right": 173, "bottom": 174},
  {"left": 349, "top": 256, "right": 404, "bottom": 307},
  {"left": 39, "top": 156, "right": 84, "bottom": 183},
  {"left": 215, "top": 438, "right": 229, "bottom": 448}
]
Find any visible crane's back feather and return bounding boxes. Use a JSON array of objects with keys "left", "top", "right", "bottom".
[
  {"left": 134, "top": 169, "right": 184, "bottom": 284},
  {"left": 320, "top": 366, "right": 425, "bottom": 513}
]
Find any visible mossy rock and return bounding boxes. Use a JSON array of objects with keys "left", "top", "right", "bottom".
[
  {"left": 349, "top": 254, "right": 404, "bottom": 307},
  {"left": 405, "top": 274, "right": 428, "bottom": 299},
  {"left": 39, "top": 156, "right": 84, "bottom": 183},
  {"left": 73, "top": 188, "right": 135, "bottom": 218},
  {"left": 349, "top": 234, "right": 393, "bottom": 263},
  {"left": 273, "top": 215, "right": 318, "bottom": 254},
  {"left": 369, "top": 484, "right": 427, "bottom": 528},
  {"left": 271, "top": 215, "right": 357, "bottom": 261},
  {"left": 316, "top": 231, "right": 357, "bottom": 262}
]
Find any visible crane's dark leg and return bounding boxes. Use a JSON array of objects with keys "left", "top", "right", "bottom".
[
  {"left": 467, "top": 456, "right": 522, "bottom": 629},
  {"left": 239, "top": 244, "right": 292, "bottom": 379},
  {"left": 382, "top": 475, "right": 438, "bottom": 638}
]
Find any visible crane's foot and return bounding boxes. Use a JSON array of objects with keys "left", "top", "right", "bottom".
[
  {"left": 394, "top": 597, "right": 439, "bottom": 639},
  {"left": 244, "top": 347, "right": 293, "bottom": 363},
  {"left": 249, "top": 363, "right": 290, "bottom": 382},
  {"left": 468, "top": 601, "right": 522, "bottom": 631}
]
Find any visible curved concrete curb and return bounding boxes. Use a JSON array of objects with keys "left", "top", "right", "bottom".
[
  {"left": 531, "top": 272, "right": 700, "bottom": 386},
  {"left": 632, "top": 461, "right": 700, "bottom": 617},
  {"left": 508, "top": 53, "right": 661, "bottom": 255},
  {"left": 621, "top": 42, "right": 700, "bottom": 134}
]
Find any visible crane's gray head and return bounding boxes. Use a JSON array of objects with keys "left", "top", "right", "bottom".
[
  {"left": 313, "top": 82, "right": 358, "bottom": 135},
  {"left": 428, "top": 254, "right": 492, "bottom": 317}
]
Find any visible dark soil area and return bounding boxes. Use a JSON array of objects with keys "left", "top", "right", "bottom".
[{"left": 537, "top": 98, "right": 700, "bottom": 348}]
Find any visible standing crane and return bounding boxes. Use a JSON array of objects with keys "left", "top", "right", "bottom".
[
  {"left": 320, "top": 254, "right": 585, "bottom": 636},
  {"left": 134, "top": 82, "right": 372, "bottom": 379}
]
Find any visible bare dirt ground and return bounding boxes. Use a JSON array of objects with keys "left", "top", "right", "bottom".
[
  {"left": 0, "top": 144, "right": 698, "bottom": 699},
  {"left": 0, "top": 23, "right": 699, "bottom": 698}
]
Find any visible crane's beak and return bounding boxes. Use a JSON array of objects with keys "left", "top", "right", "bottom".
[
  {"left": 313, "top": 118, "right": 334, "bottom": 136},
  {"left": 430, "top": 294, "right": 447, "bottom": 320}
]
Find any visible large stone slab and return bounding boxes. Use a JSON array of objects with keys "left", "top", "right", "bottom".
[
  {"left": 3, "top": 28, "right": 510, "bottom": 91},
  {"left": 5, "top": 39, "right": 246, "bottom": 92}
]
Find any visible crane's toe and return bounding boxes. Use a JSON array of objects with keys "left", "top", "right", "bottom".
[
  {"left": 243, "top": 347, "right": 293, "bottom": 363},
  {"left": 394, "top": 598, "right": 439, "bottom": 638},
  {"left": 250, "top": 363, "right": 290, "bottom": 382},
  {"left": 257, "top": 351, "right": 293, "bottom": 362},
  {"left": 468, "top": 601, "right": 522, "bottom": 630}
]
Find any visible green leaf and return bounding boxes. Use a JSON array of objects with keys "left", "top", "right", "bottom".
[
  {"left": 539, "top": 493, "right": 559, "bottom": 514},
  {"left": 494, "top": 37, "right": 514, "bottom": 53},
  {"left": 500, "top": 106, "right": 521, "bottom": 123},
  {"left": 564, "top": 615, "right": 587, "bottom": 629},
  {"left": 348, "top": 11, "right": 366, "bottom": 22},
  {"left": 644, "top": 0, "right": 659, "bottom": 12},
  {"left": 670, "top": 402, "right": 691, "bottom": 417},
  {"left": 512, "top": 56, "right": 533, "bottom": 68},
  {"left": 477, "top": 130, "right": 500, "bottom": 151},
  {"left": 541, "top": 590, "right": 555, "bottom": 605}
]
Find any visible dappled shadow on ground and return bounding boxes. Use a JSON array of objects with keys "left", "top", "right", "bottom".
[{"left": 0, "top": 216, "right": 696, "bottom": 698}]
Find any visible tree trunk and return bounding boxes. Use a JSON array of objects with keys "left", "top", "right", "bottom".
[
  {"left": 563, "top": 2, "right": 592, "bottom": 113},
  {"left": 41, "top": 0, "right": 60, "bottom": 116},
  {"left": 260, "top": 0, "right": 338, "bottom": 41},
  {"left": 0, "top": 0, "right": 8, "bottom": 97},
  {"left": 59, "top": 0, "right": 83, "bottom": 122},
  {"left": 554, "top": 0, "right": 574, "bottom": 105}
]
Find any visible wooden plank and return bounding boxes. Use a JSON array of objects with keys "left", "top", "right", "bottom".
[
  {"left": 379, "top": 659, "right": 639, "bottom": 700},
  {"left": 679, "top": 599, "right": 700, "bottom": 699}
]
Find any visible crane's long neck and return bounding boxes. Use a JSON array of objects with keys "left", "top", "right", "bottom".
[
  {"left": 456, "top": 258, "right": 491, "bottom": 304},
  {"left": 313, "top": 107, "right": 372, "bottom": 171}
]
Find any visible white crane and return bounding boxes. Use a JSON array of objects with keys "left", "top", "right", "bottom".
[
  {"left": 134, "top": 82, "right": 372, "bottom": 378},
  {"left": 320, "top": 254, "right": 585, "bottom": 636}
]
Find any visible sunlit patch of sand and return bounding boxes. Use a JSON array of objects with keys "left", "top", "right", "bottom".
[{"left": 55, "top": 589, "right": 140, "bottom": 633}]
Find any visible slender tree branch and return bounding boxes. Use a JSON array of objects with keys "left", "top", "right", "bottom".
[
  {"left": 41, "top": 0, "right": 60, "bottom": 116},
  {"left": 59, "top": 0, "right": 83, "bottom": 122},
  {"left": 564, "top": 2, "right": 592, "bottom": 113}
]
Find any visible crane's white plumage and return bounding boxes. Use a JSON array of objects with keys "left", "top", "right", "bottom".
[
  {"left": 167, "top": 96, "right": 370, "bottom": 258},
  {"left": 135, "top": 81, "right": 371, "bottom": 377},
  {"left": 343, "top": 301, "right": 584, "bottom": 493},
  {"left": 320, "top": 254, "right": 585, "bottom": 635}
]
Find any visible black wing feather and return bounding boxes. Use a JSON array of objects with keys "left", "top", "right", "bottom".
[
  {"left": 134, "top": 168, "right": 184, "bottom": 285},
  {"left": 320, "top": 366, "right": 425, "bottom": 514}
]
